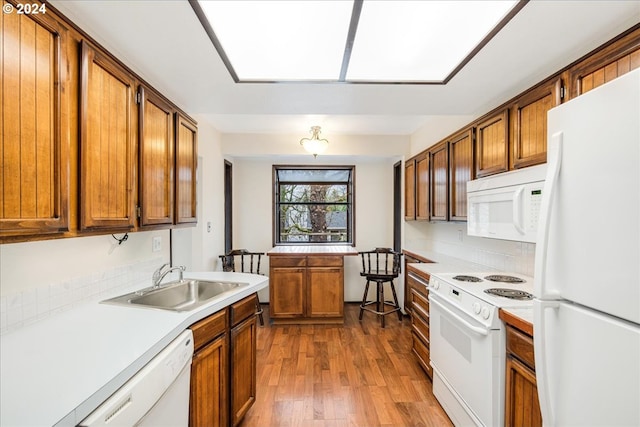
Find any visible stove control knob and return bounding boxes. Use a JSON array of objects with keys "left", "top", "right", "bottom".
[
  {"left": 472, "top": 302, "right": 481, "bottom": 314},
  {"left": 432, "top": 280, "right": 440, "bottom": 290},
  {"left": 481, "top": 306, "right": 491, "bottom": 320}
]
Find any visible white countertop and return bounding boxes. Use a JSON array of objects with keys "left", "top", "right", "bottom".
[
  {"left": 267, "top": 245, "right": 358, "bottom": 256},
  {"left": 501, "top": 306, "right": 534, "bottom": 325},
  {"left": 404, "top": 249, "right": 499, "bottom": 276},
  {"left": 0, "top": 272, "right": 268, "bottom": 427}
]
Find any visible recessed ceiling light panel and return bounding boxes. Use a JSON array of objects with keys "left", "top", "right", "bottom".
[
  {"left": 346, "top": 0, "right": 519, "bottom": 82},
  {"left": 191, "top": 0, "right": 525, "bottom": 84},
  {"left": 196, "top": 0, "right": 352, "bottom": 81}
]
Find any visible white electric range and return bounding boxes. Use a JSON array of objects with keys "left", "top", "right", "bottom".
[{"left": 428, "top": 271, "right": 534, "bottom": 427}]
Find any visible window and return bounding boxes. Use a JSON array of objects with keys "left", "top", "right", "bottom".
[{"left": 274, "top": 166, "right": 354, "bottom": 245}]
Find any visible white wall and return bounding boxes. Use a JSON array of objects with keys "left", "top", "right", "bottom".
[
  {"left": 223, "top": 131, "right": 410, "bottom": 303},
  {"left": 171, "top": 115, "right": 226, "bottom": 272},
  {"left": 410, "top": 115, "right": 475, "bottom": 156},
  {"left": 231, "top": 156, "right": 400, "bottom": 303},
  {"left": 405, "top": 221, "right": 536, "bottom": 276}
]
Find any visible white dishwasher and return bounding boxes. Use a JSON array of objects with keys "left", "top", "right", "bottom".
[{"left": 79, "top": 330, "right": 194, "bottom": 427}]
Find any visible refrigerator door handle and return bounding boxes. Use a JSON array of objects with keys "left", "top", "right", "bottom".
[
  {"left": 534, "top": 299, "right": 560, "bottom": 427},
  {"left": 534, "top": 132, "right": 563, "bottom": 298},
  {"left": 513, "top": 186, "right": 525, "bottom": 235}
]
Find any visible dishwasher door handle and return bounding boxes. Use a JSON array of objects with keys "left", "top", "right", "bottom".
[{"left": 430, "top": 295, "right": 490, "bottom": 336}]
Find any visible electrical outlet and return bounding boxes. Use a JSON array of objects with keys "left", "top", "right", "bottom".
[{"left": 152, "top": 236, "right": 162, "bottom": 252}]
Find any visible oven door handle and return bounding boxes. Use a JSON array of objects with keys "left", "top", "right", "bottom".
[{"left": 430, "top": 295, "right": 490, "bottom": 336}]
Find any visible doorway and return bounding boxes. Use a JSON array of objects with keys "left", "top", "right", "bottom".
[
  {"left": 393, "top": 161, "right": 402, "bottom": 252},
  {"left": 224, "top": 160, "right": 233, "bottom": 254}
]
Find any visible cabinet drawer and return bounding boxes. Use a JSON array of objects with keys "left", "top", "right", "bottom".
[
  {"left": 230, "top": 294, "right": 258, "bottom": 327},
  {"left": 269, "top": 256, "right": 307, "bottom": 267},
  {"left": 506, "top": 325, "right": 535, "bottom": 370},
  {"left": 190, "top": 308, "right": 228, "bottom": 351},
  {"left": 410, "top": 287, "right": 429, "bottom": 315},
  {"left": 411, "top": 311, "right": 430, "bottom": 346},
  {"left": 407, "top": 267, "right": 431, "bottom": 285},
  {"left": 307, "top": 256, "right": 343, "bottom": 267},
  {"left": 412, "top": 332, "right": 432, "bottom": 378}
]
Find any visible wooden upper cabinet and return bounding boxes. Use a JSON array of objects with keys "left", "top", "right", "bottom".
[
  {"left": 175, "top": 113, "right": 198, "bottom": 225},
  {"left": 476, "top": 109, "right": 509, "bottom": 178},
  {"left": 139, "top": 86, "right": 174, "bottom": 227},
  {"left": 513, "top": 78, "right": 562, "bottom": 169},
  {"left": 449, "top": 128, "right": 474, "bottom": 221},
  {"left": 79, "top": 41, "right": 136, "bottom": 231},
  {"left": 429, "top": 142, "right": 449, "bottom": 221},
  {"left": 569, "top": 26, "right": 640, "bottom": 98},
  {"left": 415, "top": 153, "right": 430, "bottom": 221},
  {"left": 1, "top": 3, "right": 70, "bottom": 238},
  {"left": 404, "top": 159, "right": 416, "bottom": 220}
]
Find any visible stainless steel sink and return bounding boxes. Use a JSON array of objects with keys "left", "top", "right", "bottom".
[{"left": 102, "top": 279, "right": 248, "bottom": 312}]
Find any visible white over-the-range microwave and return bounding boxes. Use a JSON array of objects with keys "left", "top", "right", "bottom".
[{"left": 467, "top": 164, "right": 547, "bottom": 243}]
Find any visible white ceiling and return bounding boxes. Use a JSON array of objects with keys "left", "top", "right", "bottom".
[{"left": 50, "top": 0, "right": 640, "bottom": 136}]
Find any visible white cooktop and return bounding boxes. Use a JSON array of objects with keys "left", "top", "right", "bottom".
[{"left": 432, "top": 271, "right": 534, "bottom": 308}]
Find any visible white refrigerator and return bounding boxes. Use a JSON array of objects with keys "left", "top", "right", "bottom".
[{"left": 534, "top": 67, "right": 640, "bottom": 426}]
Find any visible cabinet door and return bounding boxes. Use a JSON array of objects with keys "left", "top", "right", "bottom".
[
  {"left": 568, "top": 28, "right": 640, "bottom": 98},
  {"left": 139, "top": 86, "right": 174, "bottom": 227},
  {"left": 513, "top": 78, "right": 562, "bottom": 169},
  {"left": 404, "top": 159, "right": 416, "bottom": 220},
  {"left": 307, "top": 267, "right": 343, "bottom": 317},
  {"left": 1, "top": 3, "right": 69, "bottom": 237},
  {"left": 190, "top": 333, "right": 228, "bottom": 427},
  {"left": 476, "top": 109, "right": 508, "bottom": 178},
  {"left": 429, "top": 142, "right": 449, "bottom": 221},
  {"left": 79, "top": 41, "right": 136, "bottom": 231},
  {"left": 230, "top": 315, "right": 257, "bottom": 426},
  {"left": 415, "top": 153, "right": 429, "bottom": 220},
  {"left": 505, "top": 355, "right": 542, "bottom": 427},
  {"left": 175, "top": 113, "right": 198, "bottom": 225},
  {"left": 448, "top": 129, "right": 474, "bottom": 221},
  {"left": 269, "top": 267, "right": 305, "bottom": 318}
]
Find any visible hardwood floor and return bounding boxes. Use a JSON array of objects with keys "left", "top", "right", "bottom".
[{"left": 239, "top": 303, "right": 453, "bottom": 427}]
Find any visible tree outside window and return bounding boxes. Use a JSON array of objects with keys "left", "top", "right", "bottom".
[{"left": 274, "top": 166, "right": 354, "bottom": 244}]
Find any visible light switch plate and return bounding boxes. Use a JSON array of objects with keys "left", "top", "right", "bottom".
[{"left": 152, "top": 236, "right": 162, "bottom": 252}]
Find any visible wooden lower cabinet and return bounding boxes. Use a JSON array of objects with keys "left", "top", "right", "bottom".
[
  {"left": 269, "top": 255, "right": 344, "bottom": 323},
  {"left": 406, "top": 263, "right": 432, "bottom": 379},
  {"left": 189, "top": 294, "right": 258, "bottom": 427},
  {"left": 230, "top": 306, "right": 257, "bottom": 426},
  {"left": 307, "top": 266, "right": 343, "bottom": 317},
  {"left": 504, "top": 323, "right": 542, "bottom": 427},
  {"left": 190, "top": 333, "right": 228, "bottom": 427}
]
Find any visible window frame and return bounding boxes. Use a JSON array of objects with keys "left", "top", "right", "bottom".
[{"left": 272, "top": 165, "right": 355, "bottom": 246}]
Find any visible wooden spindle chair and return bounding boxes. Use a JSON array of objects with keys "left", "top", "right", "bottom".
[{"left": 358, "top": 248, "right": 403, "bottom": 328}]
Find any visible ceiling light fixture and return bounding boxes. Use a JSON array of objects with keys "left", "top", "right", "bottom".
[{"left": 300, "top": 126, "right": 329, "bottom": 158}]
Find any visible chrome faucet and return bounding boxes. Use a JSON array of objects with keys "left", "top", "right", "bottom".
[{"left": 152, "top": 263, "right": 186, "bottom": 288}]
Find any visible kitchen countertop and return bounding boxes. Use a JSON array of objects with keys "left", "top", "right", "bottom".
[
  {"left": 500, "top": 307, "right": 534, "bottom": 335},
  {"left": 404, "top": 248, "right": 500, "bottom": 276},
  {"left": 0, "top": 272, "right": 268, "bottom": 427},
  {"left": 403, "top": 248, "right": 533, "bottom": 332},
  {"left": 267, "top": 245, "right": 358, "bottom": 256}
]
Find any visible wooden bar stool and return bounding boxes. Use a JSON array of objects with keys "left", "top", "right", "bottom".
[
  {"left": 358, "top": 248, "right": 403, "bottom": 328},
  {"left": 219, "top": 249, "right": 265, "bottom": 326}
]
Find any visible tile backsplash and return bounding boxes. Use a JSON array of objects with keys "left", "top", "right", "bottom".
[
  {"left": 0, "top": 257, "right": 162, "bottom": 335},
  {"left": 405, "top": 221, "right": 536, "bottom": 276}
]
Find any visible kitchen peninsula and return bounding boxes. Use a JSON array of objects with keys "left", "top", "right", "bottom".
[{"left": 267, "top": 245, "right": 358, "bottom": 324}]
